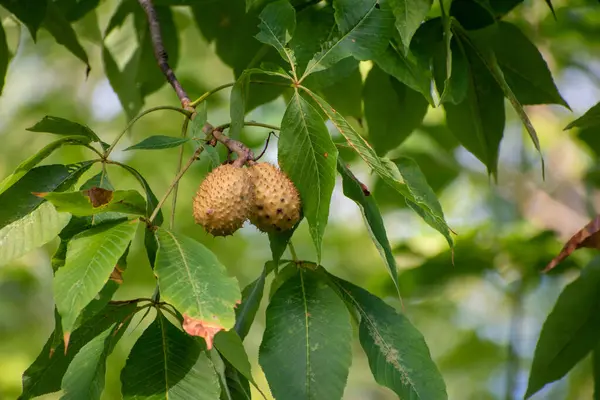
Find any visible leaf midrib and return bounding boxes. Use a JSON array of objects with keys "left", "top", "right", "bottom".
[{"left": 300, "top": 271, "right": 312, "bottom": 397}]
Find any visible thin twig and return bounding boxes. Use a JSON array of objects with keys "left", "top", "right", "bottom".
[
  {"left": 190, "top": 82, "right": 235, "bottom": 108},
  {"left": 148, "top": 145, "right": 204, "bottom": 223},
  {"left": 137, "top": 0, "right": 191, "bottom": 110},
  {"left": 170, "top": 117, "right": 191, "bottom": 229},
  {"left": 253, "top": 131, "right": 276, "bottom": 161}
]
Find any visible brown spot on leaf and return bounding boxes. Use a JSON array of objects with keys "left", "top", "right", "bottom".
[
  {"left": 544, "top": 215, "right": 600, "bottom": 272},
  {"left": 182, "top": 314, "right": 224, "bottom": 350},
  {"left": 84, "top": 187, "right": 113, "bottom": 207},
  {"left": 324, "top": 152, "right": 328, "bottom": 158},
  {"left": 360, "top": 183, "right": 371, "bottom": 196},
  {"left": 63, "top": 332, "right": 71, "bottom": 355}
]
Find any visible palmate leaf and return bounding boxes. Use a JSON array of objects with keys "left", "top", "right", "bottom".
[
  {"left": 0, "top": 162, "right": 94, "bottom": 230},
  {"left": 121, "top": 312, "right": 220, "bottom": 400},
  {"left": 301, "top": 0, "right": 394, "bottom": 79},
  {"left": 337, "top": 160, "right": 401, "bottom": 299},
  {"left": 154, "top": 228, "right": 241, "bottom": 348},
  {"left": 37, "top": 189, "right": 146, "bottom": 217},
  {"left": 0, "top": 136, "right": 94, "bottom": 195},
  {"left": 259, "top": 269, "right": 352, "bottom": 400},
  {"left": 54, "top": 219, "right": 138, "bottom": 337},
  {"left": 302, "top": 87, "right": 453, "bottom": 247},
  {"left": 0, "top": 202, "right": 71, "bottom": 266},
  {"left": 330, "top": 275, "right": 447, "bottom": 400},
  {"left": 525, "top": 257, "right": 600, "bottom": 398},
  {"left": 19, "top": 302, "right": 137, "bottom": 400},
  {"left": 255, "top": 0, "right": 296, "bottom": 66},
  {"left": 278, "top": 91, "right": 338, "bottom": 261}
]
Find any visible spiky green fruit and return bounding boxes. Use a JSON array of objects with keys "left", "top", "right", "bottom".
[
  {"left": 248, "top": 162, "right": 301, "bottom": 233},
  {"left": 192, "top": 164, "right": 254, "bottom": 236}
]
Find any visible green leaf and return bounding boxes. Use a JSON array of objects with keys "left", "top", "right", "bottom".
[
  {"left": 443, "top": 37, "right": 504, "bottom": 177},
  {"left": 491, "top": 22, "right": 568, "bottom": 108},
  {"left": 525, "top": 257, "right": 600, "bottom": 398},
  {"left": 318, "top": 66, "right": 363, "bottom": 119},
  {"left": 434, "top": 38, "right": 469, "bottom": 105},
  {"left": 214, "top": 330, "right": 260, "bottom": 392},
  {"left": 43, "top": 1, "right": 90, "bottom": 69},
  {"left": 389, "top": 0, "right": 433, "bottom": 53},
  {"left": 255, "top": 0, "right": 296, "bottom": 66},
  {"left": 54, "top": 219, "right": 138, "bottom": 336},
  {"left": 267, "top": 221, "right": 299, "bottom": 266},
  {"left": 27, "top": 116, "right": 99, "bottom": 142},
  {"left": 302, "top": 88, "right": 453, "bottom": 246},
  {"left": 337, "top": 160, "right": 401, "bottom": 298},
  {"left": 0, "top": 136, "right": 92, "bottom": 195},
  {"left": 278, "top": 91, "right": 338, "bottom": 261},
  {"left": 38, "top": 189, "right": 146, "bottom": 216},
  {"left": 124, "top": 135, "right": 190, "bottom": 151},
  {"left": 0, "top": 21, "right": 8, "bottom": 95},
  {"left": 234, "top": 265, "right": 267, "bottom": 340},
  {"left": 0, "top": 0, "right": 47, "bottom": 41},
  {"left": 374, "top": 43, "right": 434, "bottom": 104},
  {"left": 121, "top": 312, "right": 221, "bottom": 400},
  {"left": 102, "top": 45, "right": 143, "bottom": 120},
  {"left": 259, "top": 269, "right": 352, "bottom": 400},
  {"left": 154, "top": 228, "right": 241, "bottom": 345},
  {"left": 115, "top": 163, "right": 162, "bottom": 224},
  {"left": 80, "top": 171, "right": 114, "bottom": 191},
  {"left": 230, "top": 72, "right": 250, "bottom": 140},
  {"left": 19, "top": 302, "right": 137, "bottom": 400},
  {"left": 54, "top": 0, "right": 100, "bottom": 22},
  {"left": 566, "top": 102, "right": 600, "bottom": 131},
  {"left": 301, "top": 0, "right": 394, "bottom": 78},
  {"left": 0, "top": 202, "right": 71, "bottom": 266},
  {"left": 594, "top": 343, "right": 600, "bottom": 400},
  {"left": 0, "top": 162, "right": 94, "bottom": 230},
  {"left": 289, "top": 5, "right": 336, "bottom": 74},
  {"left": 60, "top": 321, "right": 127, "bottom": 400},
  {"left": 330, "top": 276, "right": 448, "bottom": 400},
  {"left": 364, "top": 65, "right": 429, "bottom": 155}
]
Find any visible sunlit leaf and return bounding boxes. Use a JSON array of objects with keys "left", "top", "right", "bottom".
[
  {"left": 565, "top": 102, "right": 600, "bottom": 131},
  {"left": 338, "top": 160, "right": 401, "bottom": 298},
  {"left": 0, "top": 162, "right": 94, "bottom": 230},
  {"left": 214, "top": 330, "right": 261, "bottom": 393},
  {"left": 331, "top": 276, "right": 448, "bottom": 399},
  {"left": 54, "top": 219, "right": 138, "bottom": 336},
  {"left": 154, "top": 228, "right": 241, "bottom": 349},
  {"left": 526, "top": 257, "right": 600, "bottom": 398},
  {"left": 301, "top": 0, "right": 394, "bottom": 78},
  {"left": 26, "top": 116, "right": 99, "bottom": 142},
  {"left": 36, "top": 189, "right": 146, "bottom": 216},
  {"left": 259, "top": 269, "right": 352, "bottom": 400},
  {"left": 255, "top": 0, "right": 296, "bottom": 66},
  {"left": 302, "top": 88, "right": 453, "bottom": 246},
  {"left": 114, "top": 163, "right": 162, "bottom": 224},
  {"left": 121, "top": 312, "right": 221, "bottom": 400},
  {"left": 102, "top": 45, "right": 143, "bottom": 120},
  {"left": 0, "top": 202, "right": 70, "bottom": 266},
  {"left": 278, "top": 91, "right": 338, "bottom": 261},
  {"left": 19, "top": 302, "right": 137, "bottom": 400},
  {"left": 389, "top": 0, "right": 433, "bottom": 53}
]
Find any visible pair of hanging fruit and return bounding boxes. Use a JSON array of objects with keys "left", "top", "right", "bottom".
[{"left": 193, "top": 162, "right": 301, "bottom": 236}]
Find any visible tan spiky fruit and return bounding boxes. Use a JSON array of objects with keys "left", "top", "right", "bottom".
[
  {"left": 193, "top": 165, "right": 254, "bottom": 236},
  {"left": 248, "top": 163, "right": 301, "bottom": 233}
]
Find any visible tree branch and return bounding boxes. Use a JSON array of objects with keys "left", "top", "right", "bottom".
[
  {"left": 203, "top": 122, "right": 256, "bottom": 168},
  {"left": 137, "top": 0, "right": 191, "bottom": 110}
]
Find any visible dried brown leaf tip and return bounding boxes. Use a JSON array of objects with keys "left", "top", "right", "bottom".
[
  {"left": 182, "top": 314, "right": 224, "bottom": 350},
  {"left": 110, "top": 265, "right": 124, "bottom": 284},
  {"left": 84, "top": 187, "right": 113, "bottom": 207},
  {"left": 544, "top": 215, "right": 600, "bottom": 272}
]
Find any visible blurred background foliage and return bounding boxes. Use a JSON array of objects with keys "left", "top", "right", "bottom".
[{"left": 2, "top": 0, "right": 600, "bottom": 399}]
